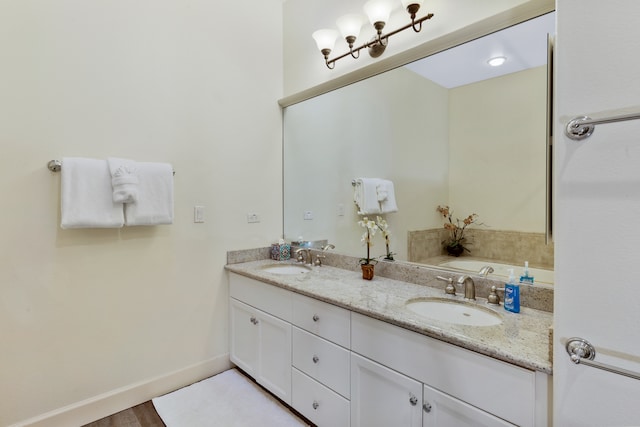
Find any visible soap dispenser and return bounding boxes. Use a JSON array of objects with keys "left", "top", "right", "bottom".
[
  {"left": 519, "top": 261, "right": 534, "bottom": 284},
  {"left": 503, "top": 269, "right": 520, "bottom": 313}
]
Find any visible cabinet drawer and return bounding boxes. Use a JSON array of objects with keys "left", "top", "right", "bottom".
[
  {"left": 351, "top": 313, "right": 535, "bottom": 427},
  {"left": 293, "top": 327, "right": 350, "bottom": 398},
  {"left": 292, "top": 292, "right": 350, "bottom": 347},
  {"left": 229, "top": 273, "right": 292, "bottom": 322},
  {"left": 292, "top": 368, "right": 350, "bottom": 427}
]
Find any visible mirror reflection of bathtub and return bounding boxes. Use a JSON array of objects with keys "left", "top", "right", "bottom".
[{"left": 437, "top": 259, "right": 554, "bottom": 286}]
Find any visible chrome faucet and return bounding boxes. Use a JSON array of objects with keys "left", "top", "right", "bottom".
[
  {"left": 295, "top": 248, "right": 313, "bottom": 265},
  {"left": 436, "top": 276, "right": 456, "bottom": 295},
  {"left": 314, "top": 243, "right": 335, "bottom": 266},
  {"left": 457, "top": 275, "right": 476, "bottom": 301},
  {"left": 478, "top": 265, "right": 494, "bottom": 278}
]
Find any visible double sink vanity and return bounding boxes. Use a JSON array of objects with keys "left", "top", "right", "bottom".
[{"left": 226, "top": 249, "right": 553, "bottom": 427}]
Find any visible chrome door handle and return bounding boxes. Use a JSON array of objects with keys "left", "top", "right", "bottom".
[
  {"left": 312, "top": 314, "right": 320, "bottom": 322},
  {"left": 312, "top": 355, "right": 319, "bottom": 363}
]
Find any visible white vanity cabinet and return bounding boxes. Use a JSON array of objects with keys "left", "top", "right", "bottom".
[
  {"left": 229, "top": 274, "right": 292, "bottom": 405},
  {"left": 228, "top": 272, "right": 550, "bottom": 427},
  {"left": 351, "top": 312, "right": 548, "bottom": 427}
]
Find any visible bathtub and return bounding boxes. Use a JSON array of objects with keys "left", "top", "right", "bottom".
[{"left": 438, "top": 259, "right": 554, "bottom": 285}]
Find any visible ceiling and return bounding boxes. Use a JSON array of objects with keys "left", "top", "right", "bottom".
[{"left": 404, "top": 12, "right": 555, "bottom": 88}]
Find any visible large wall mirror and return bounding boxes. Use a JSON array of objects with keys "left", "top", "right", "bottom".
[{"left": 283, "top": 12, "right": 555, "bottom": 285}]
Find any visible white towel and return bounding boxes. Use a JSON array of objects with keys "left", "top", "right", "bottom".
[
  {"left": 60, "top": 157, "right": 125, "bottom": 229},
  {"left": 353, "top": 178, "right": 382, "bottom": 214},
  {"left": 124, "top": 162, "right": 174, "bottom": 226},
  {"left": 376, "top": 179, "right": 398, "bottom": 213},
  {"left": 107, "top": 157, "right": 139, "bottom": 204}
]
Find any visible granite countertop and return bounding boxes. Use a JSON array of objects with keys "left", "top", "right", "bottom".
[{"left": 225, "top": 259, "right": 553, "bottom": 374}]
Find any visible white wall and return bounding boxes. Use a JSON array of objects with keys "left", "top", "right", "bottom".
[{"left": 0, "top": 1, "right": 283, "bottom": 425}]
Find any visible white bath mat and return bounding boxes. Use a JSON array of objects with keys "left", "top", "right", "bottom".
[{"left": 152, "top": 369, "right": 309, "bottom": 427}]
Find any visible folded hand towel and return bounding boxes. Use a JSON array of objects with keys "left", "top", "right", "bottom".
[
  {"left": 124, "top": 162, "right": 174, "bottom": 226},
  {"left": 353, "top": 178, "right": 382, "bottom": 215},
  {"left": 377, "top": 179, "right": 398, "bottom": 213},
  {"left": 60, "top": 157, "right": 125, "bottom": 229},
  {"left": 107, "top": 158, "right": 139, "bottom": 204}
]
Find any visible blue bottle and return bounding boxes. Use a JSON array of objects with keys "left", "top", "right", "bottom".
[{"left": 503, "top": 269, "right": 520, "bottom": 313}]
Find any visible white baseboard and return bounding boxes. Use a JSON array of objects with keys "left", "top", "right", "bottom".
[{"left": 10, "top": 354, "right": 231, "bottom": 427}]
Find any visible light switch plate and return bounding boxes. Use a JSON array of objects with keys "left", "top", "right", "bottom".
[{"left": 194, "top": 206, "right": 205, "bottom": 223}]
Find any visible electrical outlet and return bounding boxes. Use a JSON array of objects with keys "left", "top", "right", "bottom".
[
  {"left": 337, "top": 203, "right": 345, "bottom": 216},
  {"left": 247, "top": 213, "right": 260, "bottom": 223},
  {"left": 303, "top": 210, "right": 313, "bottom": 220}
]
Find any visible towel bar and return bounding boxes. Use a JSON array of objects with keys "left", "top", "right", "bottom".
[
  {"left": 565, "top": 111, "right": 640, "bottom": 141},
  {"left": 566, "top": 337, "right": 640, "bottom": 381},
  {"left": 48, "top": 159, "right": 175, "bottom": 175}
]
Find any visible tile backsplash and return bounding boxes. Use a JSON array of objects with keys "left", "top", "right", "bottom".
[{"left": 409, "top": 228, "right": 553, "bottom": 269}]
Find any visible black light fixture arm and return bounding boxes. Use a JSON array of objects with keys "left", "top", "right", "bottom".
[
  {"left": 345, "top": 36, "right": 360, "bottom": 59},
  {"left": 406, "top": 3, "right": 423, "bottom": 32},
  {"left": 324, "top": 12, "right": 434, "bottom": 69}
]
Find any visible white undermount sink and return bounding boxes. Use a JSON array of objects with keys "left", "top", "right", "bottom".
[
  {"left": 260, "top": 263, "right": 312, "bottom": 275},
  {"left": 405, "top": 298, "right": 502, "bottom": 327}
]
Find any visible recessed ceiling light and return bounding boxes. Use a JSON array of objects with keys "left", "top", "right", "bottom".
[{"left": 487, "top": 56, "right": 506, "bottom": 67}]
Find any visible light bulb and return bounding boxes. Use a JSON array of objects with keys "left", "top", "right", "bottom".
[
  {"left": 312, "top": 29, "right": 339, "bottom": 53},
  {"left": 364, "top": 0, "right": 392, "bottom": 26},
  {"left": 336, "top": 14, "right": 364, "bottom": 40},
  {"left": 487, "top": 56, "right": 507, "bottom": 67}
]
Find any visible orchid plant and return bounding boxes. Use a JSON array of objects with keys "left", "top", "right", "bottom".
[
  {"left": 375, "top": 216, "right": 395, "bottom": 261},
  {"left": 436, "top": 205, "right": 480, "bottom": 255},
  {"left": 358, "top": 217, "right": 379, "bottom": 265}
]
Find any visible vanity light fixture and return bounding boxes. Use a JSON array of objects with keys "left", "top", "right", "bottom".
[
  {"left": 487, "top": 56, "right": 507, "bottom": 67},
  {"left": 312, "top": 0, "right": 434, "bottom": 69}
]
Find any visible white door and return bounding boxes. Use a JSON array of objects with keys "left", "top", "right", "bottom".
[
  {"left": 351, "top": 353, "right": 423, "bottom": 427},
  {"left": 257, "top": 309, "right": 292, "bottom": 405},
  {"left": 422, "top": 384, "right": 514, "bottom": 427},
  {"left": 555, "top": 1, "right": 640, "bottom": 425},
  {"left": 229, "top": 298, "right": 259, "bottom": 377}
]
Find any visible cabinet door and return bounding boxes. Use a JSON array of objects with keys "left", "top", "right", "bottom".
[
  {"left": 422, "top": 384, "right": 515, "bottom": 427},
  {"left": 230, "top": 298, "right": 259, "bottom": 377},
  {"left": 257, "top": 309, "right": 292, "bottom": 405},
  {"left": 351, "top": 353, "right": 422, "bottom": 427}
]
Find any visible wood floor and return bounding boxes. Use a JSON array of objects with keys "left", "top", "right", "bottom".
[{"left": 81, "top": 401, "right": 165, "bottom": 427}]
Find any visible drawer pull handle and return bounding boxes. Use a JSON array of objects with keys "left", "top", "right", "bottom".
[
  {"left": 423, "top": 402, "right": 432, "bottom": 413},
  {"left": 312, "top": 401, "right": 319, "bottom": 410},
  {"left": 409, "top": 394, "right": 418, "bottom": 406},
  {"left": 312, "top": 355, "right": 319, "bottom": 364},
  {"left": 312, "top": 314, "right": 320, "bottom": 322},
  {"left": 250, "top": 317, "right": 257, "bottom": 325}
]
